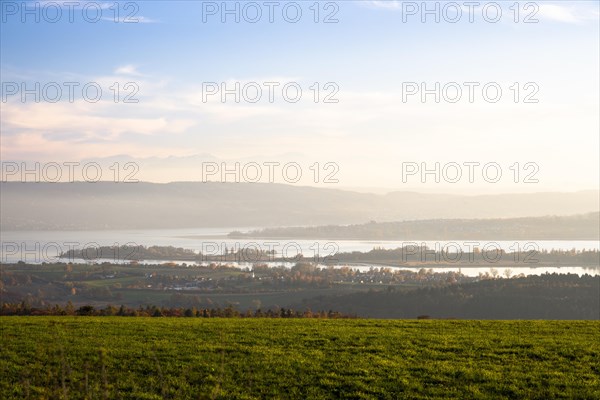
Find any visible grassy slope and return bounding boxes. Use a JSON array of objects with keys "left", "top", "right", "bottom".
[{"left": 1, "top": 317, "right": 599, "bottom": 399}]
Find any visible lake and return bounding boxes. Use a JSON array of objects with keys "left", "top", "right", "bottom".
[{"left": 1, "top": 228, "right": 598, "bottom": 277}]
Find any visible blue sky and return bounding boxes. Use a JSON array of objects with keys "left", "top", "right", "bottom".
[{"left": 1, "top": 1, "right": 599, "bottom": 192}]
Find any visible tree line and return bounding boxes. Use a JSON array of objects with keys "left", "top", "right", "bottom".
[
  {"left": 58, "top": 244, "right": 600, "bottom": 265},
  {"left": 293, "top": 273, "right": 600, "bottom": 319},
  {"left": 0, "top": 302, "right": 353, "bottom": 319}
]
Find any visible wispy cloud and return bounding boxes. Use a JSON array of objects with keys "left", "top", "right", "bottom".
[
  {"left": 365, "top": 1, "right": 402, "bottom": 10},
  {"left": 114, "top": 65, "right": 143, "bottom": 76},
  {"left": 129, "top": 15, "right": 158, "bottom": 24},
  {"left": 0, "top": 66, "right": 195, "bottom": 161},
  {"left": 538, "top": 3, "right": 598, "bottom": 24},
  {"left": 101, "top": 16, "right": 160, "bottom": 24},
  {"left": 540, "top": 5, "right": 577, "bottom": 23}
]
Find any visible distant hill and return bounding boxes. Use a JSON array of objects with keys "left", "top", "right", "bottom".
[
  {"left": 0, "top": 182, "right": 598, "bottom": 230},
  {"left": 230, "top": 213, "right": 600, "bottom": 240}
]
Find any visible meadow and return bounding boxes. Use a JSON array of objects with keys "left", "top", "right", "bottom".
[{"left": 1, "top": 318, "right": 599, "bottom": 399}]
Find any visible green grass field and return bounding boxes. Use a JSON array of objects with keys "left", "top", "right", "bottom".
[{"left": 1, "top": 318, "right": 599, "bottom": 399}]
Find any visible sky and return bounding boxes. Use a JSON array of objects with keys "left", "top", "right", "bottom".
[{"left": 1, "top": 0, "right": 599, "bottom": 193}]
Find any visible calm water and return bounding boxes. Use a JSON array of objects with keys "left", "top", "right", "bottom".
[{"left": 1, "top": 228, "right": 598, "bottom": 277}]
